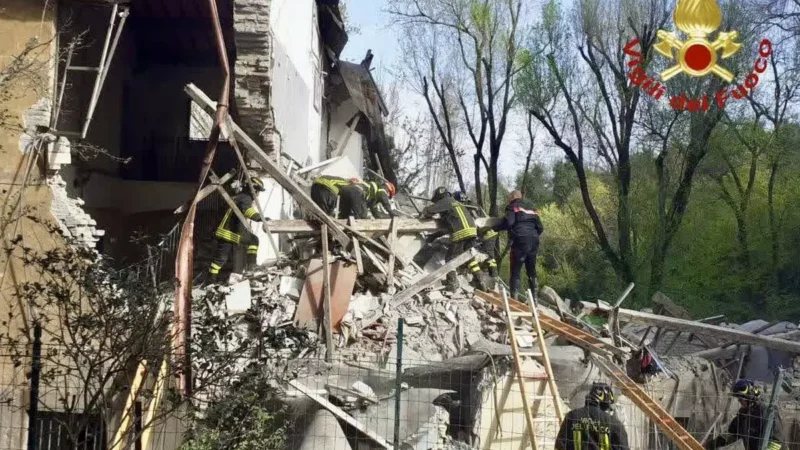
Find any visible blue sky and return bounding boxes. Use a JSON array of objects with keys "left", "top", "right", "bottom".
[
  {"left": 340, "top": 0, "right": 399, "bottom": 70},
  {"left": 337, "top": 0, "right": 551, "bottom": 183}
]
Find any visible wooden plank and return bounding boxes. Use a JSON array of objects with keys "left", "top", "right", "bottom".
[
  {"left": 651, "top": 292, "right": 718, "bottom": 348},
  {"left": 386, "top": 217, "right": 398, "bottom": 289},
  {"left": 333, "top": 113, "right": 361, "bottom": 157},
  {"left": 591, "top": 356, "right": 705, "bottom": 450},
  {"left": 349, "top": 217, "right": 364, "bottom": 275},
  {"left": 265, "top": 217, "right": 500, "bottom": 234},
  {"left": 174, "top": 170, "right": 234, "bottom": 214},
  {"left": 610, "top": 283, "right": 634, "bottom": 350},
  {"left": 476, "top": 291, "right": 628, "bottom": 359},
  {"left": 110, "top": 360, "right": 148, "bottom": 450},
  {"left": 360, "top": 250, "right": 475, "bottom": 330},
  {"left": 692, "top": 329, "right": 800, "bottom": 359},
  {"left": 391, "top": 250, "right": 475, "bottom": 307},
  {"left": 322, "top": 225, "right": 334, "bottom": 362},
  {"left": 500, "top": 290, "right": 539, "bottom": 450},
  {"left": 288, "top": 380, "right": 393, "bottom": 449},
  {"left": 297, "top": 156, "right": 343, "bottom": 175},
  {"left": 601, "top": 306, "right": 800, "bottom": 354},
  {"left": 209, "top": 172, "right": 253, "bottom": 234},
  {"left": 184, "top": 83, "right": 350, "bottom": 245},
  {"left": 141, "top": 358, "right": 169, "bottom": 450},
  {"left": 222, "top": 114, "right": 281, "bottom": 257}
]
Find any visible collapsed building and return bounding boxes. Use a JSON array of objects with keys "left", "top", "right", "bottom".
[{"left": 2, "top": 1, "right": 800, "bottom": 450}]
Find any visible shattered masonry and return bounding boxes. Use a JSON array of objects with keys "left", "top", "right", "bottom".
[
  {"left": 233, "top": 0, "right": 278, "bottom": 154},
  {"left": 20, "top": 98, "right": 103, "bottom": 249}
]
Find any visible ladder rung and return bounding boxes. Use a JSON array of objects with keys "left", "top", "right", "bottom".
[
  {"left": 67, "top": 66, "right": 101, "bottom": 72},
  {"left": 509, "top": 311, "right": 530, "bottom": 317},
  {"left": 518, "top": 351, "right": 543, "bottom": 357},
  {"left": 532, "top": 417, "right": 559, "bottom": 422}
]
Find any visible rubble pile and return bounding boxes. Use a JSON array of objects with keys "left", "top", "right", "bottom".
[{"left": 197, "top": 231, "right": 800, "bottom": 450}]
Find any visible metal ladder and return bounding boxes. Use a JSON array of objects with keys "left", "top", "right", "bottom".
[
  {"left": 53, "top": 3, "right": 129, "bottom": 138},
  {"left": 500, "top": 288, "right": 565, "bottom": 450}
]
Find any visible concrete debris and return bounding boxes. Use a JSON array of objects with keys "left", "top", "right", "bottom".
[
  {"left": 193, "top": 215, "right": 800, "bottom": 450},
  {"left": 297, "top": 410, "right": 353, "bottom": 450},
  {"left": 225, "top": 280, "right": 252, "bottom": 313},
  {"left": 279, "top": 275, "right": 304, "bottom": 299}
]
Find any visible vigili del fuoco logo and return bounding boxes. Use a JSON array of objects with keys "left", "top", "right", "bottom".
[{"left": 624, "top": 0, "right": 773, "bottom": 112}]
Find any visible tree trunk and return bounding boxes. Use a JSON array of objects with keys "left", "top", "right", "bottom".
[
  {"left": 768, "top": 161, "right": 780, "bottom": 280},
  {"left": 473, "top": 153, "right": 483, "bottom": 208},
  {"left": 649, "top": 153, "right": 669, "bottom": 299},
  {"left": 617, "top": 158, "right": 634, "bottom": 278},
  {"left": 489, "top": 145, "right": 501, "bottom": 216},
  {"left": 521, "top": 115, "right": 535, "bottom": 197},
  {"left": 448, "top": 144, "right": 467, "bottom": 194}
]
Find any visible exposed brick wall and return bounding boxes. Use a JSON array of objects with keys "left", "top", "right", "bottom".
[{"left": 233, "top": 0, "right": 278, "bottom": 154}]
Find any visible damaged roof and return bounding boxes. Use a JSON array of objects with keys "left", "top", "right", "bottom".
[{"left": 330, "top": 59, "right": 389, "bottom": 128}]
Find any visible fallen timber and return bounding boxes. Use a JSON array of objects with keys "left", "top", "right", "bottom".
[
  {"left": 595, "top": 304, "right": 800, "bottom": 354},
  {"left": 265, "top": 218, "right": 501, "bottom": 235}
]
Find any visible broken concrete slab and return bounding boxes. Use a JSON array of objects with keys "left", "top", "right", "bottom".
[
  {"left": 395, "top": 234, "right": 425, "bottom": 263},
  {"left": 297, "top": 410, "right": 353, "bottom": 450},
  {"left": 279, "top": 275, "right": 304, "bottom": 299},
  {"left": 295, "top": 259, "right": 357, "bottom": 332},
  {"left": 351, "top": 388, "right": 454, "bottom": 449},
  {"left": 224, "top": 280, "right": 252, "bottom": 313}
]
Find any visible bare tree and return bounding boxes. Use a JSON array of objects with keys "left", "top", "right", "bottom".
[
  {"left": 741, "top": 22, "right": 800, "bottom": 276},
  {"left": 520, "top": 0, "right": 756, "bottom": 296},
  {"left": 389, "top": 0, "right": 530, "bottom": 215},
  {"left": 0, "top": 227, "right": 262, "bottom": 450}
]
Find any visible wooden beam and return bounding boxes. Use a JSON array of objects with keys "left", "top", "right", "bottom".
[
  {"left": 141, "top": 358, "right": 169, "bottom": 450},
  {"left": 333, "top": 113, "right": 361, "bottom": 157},
  {"left": 110, "top": 360, "right": 148, "bottom": 450},
  {"left": 349, "top": 217, "right": 364, "bottom": 275},
  {"left": 322, "top": 225, "right": 334, "bottom": 362},
  {"left": 209, "top": 172, "right": 253, "bottom": 234},
  {"left": 296, "top": 156, "right": 343, "bottom": 175},
  {"left": 222, "top": 115, "right": 281, "bottom": 257},
  {"left": 600, "top": 306, "right": 800, "bottom": 354},
  {"left": 185, "top": 83, "right": 350, "bottom": 245},
  {"left": 386, "top": 218, "right": 398, "bottom": 289},
  {"left": 359, "top": 250, "right": 475, "bottom": 330},
  {"left": 288, "top": 380, "right": 393, "bottom": 449},
  {"left": 692, "top": 329, "right": 800, "bottom": 359},
  {"left": 174, "top": 170, "right": 234, "bottom": 214},
  {"left": 265, "top": 217, "right": 500, "bottom": 234}
]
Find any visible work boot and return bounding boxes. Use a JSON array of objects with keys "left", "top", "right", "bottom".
[
  {"left": 197, "top": 272, "right": 219, "bottom": 288},
  {"left": 472, "top": 273, "right": 488, "bottom": 291},
  {"left": 245, "top": 254, "right": 258, "bottom": 273}
]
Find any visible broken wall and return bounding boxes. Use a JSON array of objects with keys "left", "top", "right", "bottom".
[
  {"left": 270, "top": 0, "right": 324, "bottom": 166},
  {"left": 321, "top": 101, "right": 365, "bottom": 177}
]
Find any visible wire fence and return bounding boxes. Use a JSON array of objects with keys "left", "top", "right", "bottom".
[{"left": 0, "top": 336, "right": 798, "bottom": 450}]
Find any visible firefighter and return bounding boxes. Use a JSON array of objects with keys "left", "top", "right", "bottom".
[
  {"left": 310, "top": 175, "right": 351, "bottom": 216},
  {"left": 454, "top": 191, "right": 499, "bottom": 278},
  {"left": 340, "top": 180, "right": 397, "bottom": 219},
  {"left": 421, "top": 187, "right": 487, "bottom": 291},
  {"left": 207, "top": 177, "right": 266, "bottom": 284},
  {"left": 555, "top": 382, "right": 630, "bottom": 450},
  {"left": 705, "top": 379, "right": 784, "bottom": 450},
  {"left": 492, "top": 190, "right": 543, "bottom": 299}
]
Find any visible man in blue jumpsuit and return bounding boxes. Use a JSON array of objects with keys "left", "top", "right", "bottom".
[{"left": 492, "top": 190, "right": 543, "bottom": 299}]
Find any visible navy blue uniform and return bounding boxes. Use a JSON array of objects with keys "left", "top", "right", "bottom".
[
  {"left": 555, "top": 404, "right": 629, "bottom": 450},
  {"left": 706, "top": 402, "right": 784, "bottom": 450},
  {"left": 493, "top": 198, "right": 543, "bottom": 297}
]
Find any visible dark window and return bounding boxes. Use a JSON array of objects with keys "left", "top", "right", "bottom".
[{"left": 36, "top": 411, "right": 106, "bottom": 450}]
